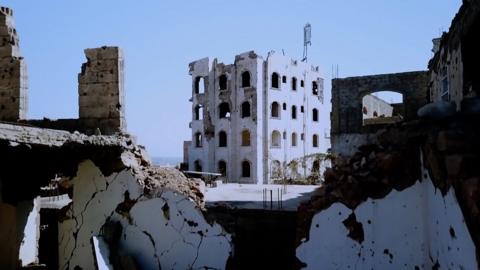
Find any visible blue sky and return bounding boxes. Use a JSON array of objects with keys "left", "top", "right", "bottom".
[{"left": 2, "top": 1, "right": 461, "bottom": 157}]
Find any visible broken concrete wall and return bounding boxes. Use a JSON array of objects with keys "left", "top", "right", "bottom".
[
  {"left": 296, "top": 166, "right": 477, "bottom": 269},
  {"left": 78, "top": 46, "right": 126, "bottom": 134},
  {"left": 297, "top": 114, "right": 480, "bottom": 269},
  {"left": 0, "top": 6, "right": 27, "bottom": 121},
  {"left": 59, "top": 160, "right": 231, "bottom": 270}
]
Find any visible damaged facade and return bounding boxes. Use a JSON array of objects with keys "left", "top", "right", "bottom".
[
  {"left": 297, "top": 1, "right": 480, "bottom": 269},
  {"left": 185, "top": 51, "right": 330, "bottom": 184},
  {"left": 1, "top": 1, "right": 480, "bottom": 270},
  {"left": 0, "top": 6, "right": 231, "bottom": 270},
  {"left": 428, "top": 0, "right": 480, "bottom": 111}
]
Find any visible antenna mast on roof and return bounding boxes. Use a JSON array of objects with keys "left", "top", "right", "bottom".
[{"left": 302, "top": 23, "right": 311, "bottom": 62}]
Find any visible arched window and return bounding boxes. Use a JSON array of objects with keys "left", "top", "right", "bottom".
[
  {"left": 241, "top": 71, "right": 251, "bottom": 87},
  {"left": 194, "top": 105, "right": 203, "bottom": 120},
  {"left": 219, "top": 74, "right": 227, "bottom": 90},
  {"left": 219, "top": 131, "right": 227, "bottom": 147},
  {"left": 271, "top": 72, "right": 280, "bottom": 88},
  {"left": 194, "top": 76, "right": 204, "bottom": 94},
  {"left": 301, "top": 80, "right": 305, "bottom": 87},
  {"left": 195, "top": 132, "right": 202, "bottom": 147},
  {"left": 271, "top": 102, "right": 280, "bottom": 118},
  {"left": 241, "top": 130, "right": 251, "bottom": 146},
  {"left": 373, "top": 111, "right": 378, "bottom": 117},
  {"left": 271, "top": 130, "right": 281, "bottom": 148},
  {"left": 283, "top": 103, "right": 287, "bottom": 110},
  {"left": 312, "top": 108, "right": 318, "bottom": 122},
  {"left": 313, "top": 134, "right": 319, "bottom": 147},
  {"left": 291, "top": 133, "right": 297, "bottom": 147},
  {"left": 218, "top": 160, "right": 226, "bottom": 176},
  {"left": 219, "top": 102, "right": 231, "bottom": 118},
  {"left": 312, "top": 81, "right": 319, "bottom": 95},
  {"left": 292, "top": 77, "right": 297, "bottom": 91},
  {"left": 194, "top": 160, "right": 202, "bottom": 172},
  {"left": 363, "top": 106, "right": 368, "bottom": 115},
  {"left": 301, "top": 106, "right": 304, "bottom": 113},
  {"left": 282, "top": 75, "right": 287, "bottom": 83},
  {"left": 241, "top": 101, "right": 251, "bottom": 118},
  {"left": 242, "top": 160, "right": 251, "bottom": 177},
  {"left": 291, "top": 105, "right": 297, "bottom": 119}
]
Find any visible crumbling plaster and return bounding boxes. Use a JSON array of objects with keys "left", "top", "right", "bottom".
[
  {"left": 59, "top": 160, "right": 231, "bottom": 270},
  {"left": 296, "top": 166, "right": 477, "bottom": 269}
]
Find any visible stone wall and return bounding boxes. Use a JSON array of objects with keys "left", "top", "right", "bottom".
[
  {"left": 78, "top": 46, "right": 126, "bottom": 134},
  {"left": 331, "top": 71, "right": 428, "bottom": 136},
  {"left": 331, "top": 71, "right": 428, "bottom": 155},
  {"left": 0, "top": 7, "right": 27, "bottom": 121}
]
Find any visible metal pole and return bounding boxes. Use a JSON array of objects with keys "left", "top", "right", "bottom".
[
  {"left": 270, "top": 190, "right": 273, "bottom": 209},
  {"left": 262, "top": 188, "right": 264, "bottom": 208}
]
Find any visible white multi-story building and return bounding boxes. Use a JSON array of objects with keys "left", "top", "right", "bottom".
[{"left": 184, "top": 51, "right": 329, "bottom": 184}]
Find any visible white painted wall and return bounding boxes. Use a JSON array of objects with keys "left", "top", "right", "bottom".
[
  {"left": 59, "top": 160, "right": 231, "bottom": 270},
  {"left": 296, "top": 156, "right": 477, "bottom": 269}
]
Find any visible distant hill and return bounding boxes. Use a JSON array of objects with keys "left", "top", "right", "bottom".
[{"left": 151, "top": 157, "right": 183, "bottom": 167}]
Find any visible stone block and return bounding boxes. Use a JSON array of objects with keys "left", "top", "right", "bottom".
[{"left": 85, "top": 46, "right": 122, "bottom": 60}]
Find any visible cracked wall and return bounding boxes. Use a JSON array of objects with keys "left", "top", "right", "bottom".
[
  {"left": 59, "top": 160, "right": 231, "bottom": 270},
  {"left": 296, "top": 155, "right": 477, "bottom": 269}
]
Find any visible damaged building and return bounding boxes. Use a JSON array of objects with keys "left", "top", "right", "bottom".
[
  {"left": 184, "top": 51, "right": 330, "bottom": 184},
  {"left": 0, "top": 7, "right": 231, "bottom": 269},
  {"left": 295, "top": 0, "right": 480, "bottom": 269},
  {"left": 1, "top": 0, "right": 480, "bottom": 269}
]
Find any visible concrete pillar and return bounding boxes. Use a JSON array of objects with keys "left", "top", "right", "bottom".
[
  {"left": 0, "top": 6, "right": 28, "bottom": 122},
  {"left": 78, "top": 46, "right": 126, "bottom": 134}
]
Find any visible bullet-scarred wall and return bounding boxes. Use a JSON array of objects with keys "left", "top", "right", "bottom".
[{"left": 0, "top": 7, "right": 27, "bottom": 121}]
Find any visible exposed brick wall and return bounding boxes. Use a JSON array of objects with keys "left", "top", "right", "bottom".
[{"left": 0, "top": 7, "right": 27, "bottom": 121}]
